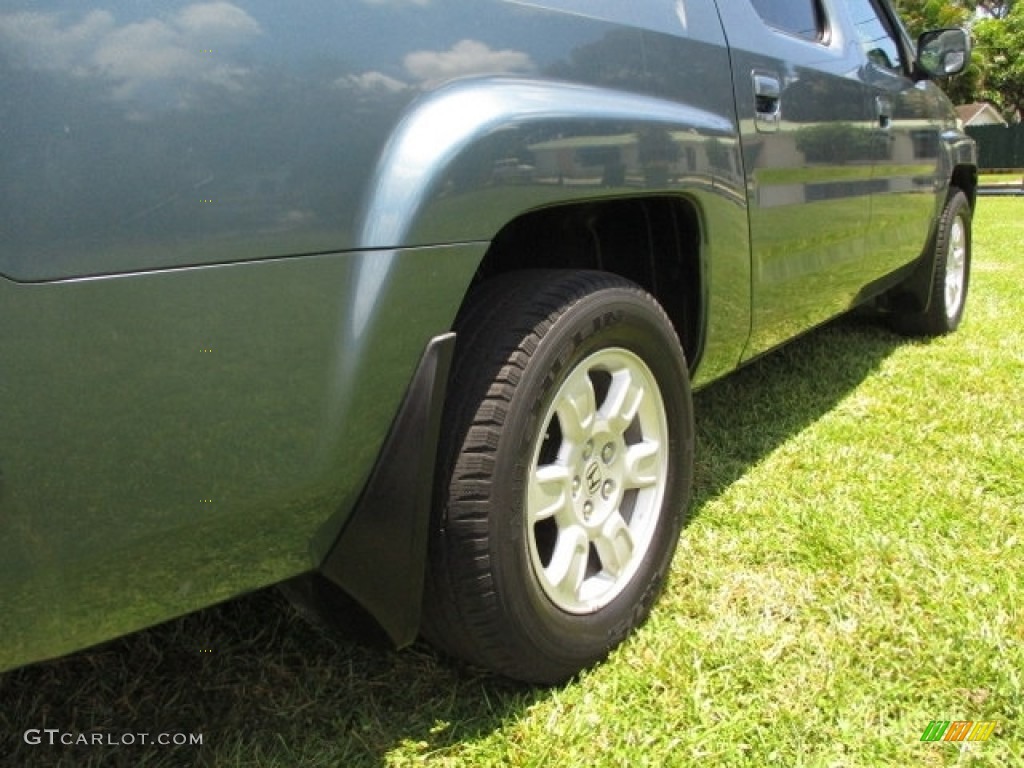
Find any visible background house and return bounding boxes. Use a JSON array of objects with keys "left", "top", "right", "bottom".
[{"left": 956, "top": 102, "right": 1008, "bottom": 127}]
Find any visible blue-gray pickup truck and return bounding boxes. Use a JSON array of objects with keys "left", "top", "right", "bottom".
[{"left": 0, "top": 0, "right": 975, "bottom": 683}]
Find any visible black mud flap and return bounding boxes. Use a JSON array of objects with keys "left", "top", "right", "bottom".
[{"left": 318, "top": 332, "right": 455, "bottom": 647}]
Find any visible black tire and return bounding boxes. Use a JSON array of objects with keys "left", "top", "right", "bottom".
[
  {"left": 422, "top": 270, "right": 694, "bottom": 684},
  {"left": 891, "top": 188, "right": 972, "bottom": 337}
]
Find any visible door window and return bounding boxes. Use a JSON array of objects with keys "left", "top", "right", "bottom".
[{"left": 841, "top": 0, "right": 903, "bottom": 72}]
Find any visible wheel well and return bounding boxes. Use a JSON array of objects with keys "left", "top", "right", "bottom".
[
  {"left": 470, "top": 197, "right": 703, "bottom": 367},
  {"left": 952, "top": 164, "right": 978, "bottom": 209}
]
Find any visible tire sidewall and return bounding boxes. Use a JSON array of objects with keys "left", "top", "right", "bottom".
[
  {"left": 935, "top": 191, "right": 972, "bottom": 331},
  {"left": 486, "top": 286, "right": 692, "bottom": 668}
]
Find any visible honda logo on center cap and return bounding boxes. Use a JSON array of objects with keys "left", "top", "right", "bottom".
[{"left": 585, "top": 462, "right": 602, "bottom": 495}]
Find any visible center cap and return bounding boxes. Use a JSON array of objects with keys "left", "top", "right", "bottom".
[{"left": 585, "top": 461, "right": 603, "bottom": 496}]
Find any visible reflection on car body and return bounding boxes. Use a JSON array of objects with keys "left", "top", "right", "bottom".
[{"left": 0, "top": 0, "right": 975, "bottom": 683}]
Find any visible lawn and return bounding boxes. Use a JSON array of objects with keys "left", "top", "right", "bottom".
[
  {"left": 979, "top": 172, "right": 1023, "bottom": 185},
  {"left": 1, "top": 199, "right": 1021, "bottom": 768}
]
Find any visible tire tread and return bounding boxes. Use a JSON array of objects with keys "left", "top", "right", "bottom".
[{"left": 422, "top": 270, "right": 690, "bottom": 682}]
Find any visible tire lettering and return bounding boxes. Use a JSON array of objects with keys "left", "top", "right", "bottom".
[{"left": 593, "top": 311, "right": 622, "bottom": 332}]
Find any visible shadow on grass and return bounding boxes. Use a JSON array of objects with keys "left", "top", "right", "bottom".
[
  {"left": 0, "top": 587, "right": 543, "bottom": 768},
  {"left": 690, "top": 313, "right": 906, "bottom": 509},
  {"left": 0, "top": 314, "right": 908, "bottom": 768}
]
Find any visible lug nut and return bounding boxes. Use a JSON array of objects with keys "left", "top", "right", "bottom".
[
  {"left": 602, "top": 443, "right": 615, "bottom": 463},
  {"left": 602, "top": 480, "right": 614, "bottom": 499}
]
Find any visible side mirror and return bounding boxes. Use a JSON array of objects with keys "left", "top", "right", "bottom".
[{"left": 917, "top": 28, "right": 971, "bottom": 77}]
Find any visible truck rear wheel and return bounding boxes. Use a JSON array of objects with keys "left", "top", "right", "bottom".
[{"left": 422, "top": 270, "right": 693, "bottom": 683}]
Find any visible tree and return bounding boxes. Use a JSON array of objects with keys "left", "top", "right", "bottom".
[
  {"left": 973, "top": 0, "right": 1015, "bottom": 18},
  {"left": 896, "top": 0, "right": 980, "bottom": 104},
  {"left": 895, "top": 1, "right": 1024, "bottom": 115},
  {"left": 896, "top": 0, "right": 970, "bottom": 39},
  {"left": 973, "top": 4, "right": 1024, "bottom": 119}
]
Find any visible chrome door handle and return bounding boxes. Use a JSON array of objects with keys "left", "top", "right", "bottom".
[
  {"left": 753, "top": 71, "right": 781, "bottom": 133},
  {"left": 876, "top": 95, "right": 893, "bottom": 129}
]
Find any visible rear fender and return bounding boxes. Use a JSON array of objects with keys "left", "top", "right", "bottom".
[{"left": 355, "top": 76, "right": 737, "bottom": 249}]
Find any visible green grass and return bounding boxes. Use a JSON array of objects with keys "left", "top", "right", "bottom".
[
  {"left": 1, "top": 200, "right": 1021, "bottom": 767},
  {"left": 979, "top": 172, "right": 1023, "bottom": 185}
]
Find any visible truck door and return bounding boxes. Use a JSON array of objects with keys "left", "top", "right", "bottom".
[
  {"left": 717, "top": 0, "right": 878, "bottom": 360},
  {"left": 838, "top": 0, "right": 949, "bottom": 271}
]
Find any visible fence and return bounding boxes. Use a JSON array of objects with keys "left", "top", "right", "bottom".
[{"left": 966, "top": 124, "right": 1024, "bottom": 170}]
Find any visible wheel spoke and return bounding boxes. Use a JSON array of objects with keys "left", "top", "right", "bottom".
[
  {"left": 529, "top": 464, "right": 572, "bottom": 523},
  {"left": 945, "top": 217, "right": 967, "bottom": 317},
  {"left": 623, "top": 439, "right": 662, "bottom": 490},
  {"left": 593, "top": 513, "right": 635, "bottom": 578},
  {"left": 555, "top": 367, "right": 597, "bottom": 444},
  {"left": 602, "top": 369, "right": 644, "bottom": 435},
  {"left": 526, "top": 344, "right": 675, "bottom": 615},
  {"left": 544, "top": 526, "right": 590, "bottom": 600}
]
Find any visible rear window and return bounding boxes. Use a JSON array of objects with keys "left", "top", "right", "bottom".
[{"left": 750, "top": 0, "right": 823, "bottom": 42}]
